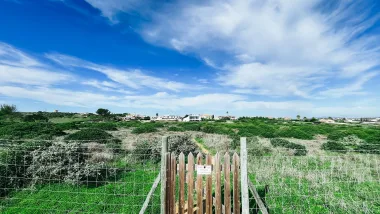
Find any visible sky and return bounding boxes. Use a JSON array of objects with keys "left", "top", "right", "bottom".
[{"left": 0, "top": 0, "right": 380, "bottom": 118}]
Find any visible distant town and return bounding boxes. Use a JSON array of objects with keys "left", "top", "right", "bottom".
[{"left": 62, "top": 110, "right": 380, "bottom": 125}]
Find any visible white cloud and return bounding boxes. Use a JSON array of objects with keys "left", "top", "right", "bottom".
[
  {"left": 46, "top": 53, "right": 197, "bottom": 92},
  {"left": 82, "top": 80, "right": 134, "bottom": 94},
  {"left": 318, "top": 72, "right": 378, "bottom": 98},
  {"left": 135, "top": 0, "right": 380, "bottom": 98},
  {"left": 84, "top": 0, "right": 149, "bottom": 23},
  {"left": 0, "top": 43, "right": 74, "bottom": 86}
]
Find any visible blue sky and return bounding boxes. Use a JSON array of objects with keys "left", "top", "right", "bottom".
[{"left": 0, "top": 0, "right": 379, "bottom": 117}]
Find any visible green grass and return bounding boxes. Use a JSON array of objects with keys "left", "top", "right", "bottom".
[
  {"left": 49, "top": 117, "right": 90, "bottom": 123},
  {"left": 1, "top": 170, "right": 161, "bottom": 214}
]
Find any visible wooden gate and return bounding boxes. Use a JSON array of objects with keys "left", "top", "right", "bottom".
[{"left": 164, "top": 152, "right": 240, "bottom": 214}]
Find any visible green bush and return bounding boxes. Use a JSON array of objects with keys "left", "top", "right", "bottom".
[
  {"left": 202, "top": 125, "right": 217, "bottom": 133},
  {"left": 79, "top": 122, "right": 118, "bottom": 131},
  {"left": 179, "top": 123, "right": 202, "bottom": 131},
  {"left": 54, "top": 122, "right": 79, "bottom": 130},
  {"left": 23, "top": 114, "right": 48, "bottom": 122},
  {"left": 132, "top": 125, "right": 157, "bottom": 134},
  {"left": 0, "top": 122, "right": 65, "bottom": 139},
  {"left": 275, "top": 128, "right": 313, "bottom": 140},
  {"left": 355, "top": 144, "right": 380, "bottom": 154},
  {"left": 321, "top": 141, "right": 347, "bottom": 153},
  {"left": 117, "top": 121, "right": 141, "bottom": 128},
  {"left": 270, "top": 138, "right": 307, "bottom": 156},
  {"left": 168, "top": 126, "right": 185, "bottom": 132},
  {"left": 327, "top": 130, "right": 350, "bottom": 141},
  {"left": 65, "top": 129, "right": 120, "bottom": 145}
]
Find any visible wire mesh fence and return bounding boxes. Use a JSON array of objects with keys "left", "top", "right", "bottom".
[
  {"left": 0, "top": 138, "right": 162, "bottom": 213},
  {"left": 0, "top": 136, "right": 379, "bottom": 213}
]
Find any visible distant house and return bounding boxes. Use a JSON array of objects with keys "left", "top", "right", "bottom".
[
  {"left": 200, "top": 114, "right": 214, "bottom": 120},
  {"left": 319, "top": 119, "right": 335, "bottom": 124},
  {"left": 216, "top": 115, "right": 238, "bottom": 120},
  {"left": 182, "top": 114, "right": 201, "bottom": 122},
  {"left": 152, "top": 115, "right": 182, "bottom": 121}
]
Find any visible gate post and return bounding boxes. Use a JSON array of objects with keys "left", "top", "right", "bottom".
[
  {"left": 161, "top": 136, "right": 168, "bottom": 214},
  {"left": 240, "top": 137, "right": 250, "bottom": 214}
]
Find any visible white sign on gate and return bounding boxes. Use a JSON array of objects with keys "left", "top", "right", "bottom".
[{"left": 196, "top": 165, "right": 212, "bottom": 175}]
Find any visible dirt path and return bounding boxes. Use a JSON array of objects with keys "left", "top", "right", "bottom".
[{"left": 193, "top": 138, "right": 210, "bottom": 154}]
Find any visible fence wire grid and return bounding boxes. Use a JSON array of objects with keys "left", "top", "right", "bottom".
[{"left": 0, "top": 135, "right": 379, "bottom": 214}]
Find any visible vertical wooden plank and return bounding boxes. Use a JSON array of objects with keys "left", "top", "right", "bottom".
[
  {"left": 171, "top": 153, "right": 176, "bottom": 214},
  {"left": 188, "top": 153, "right": 194, "bottom": 214},
  {"left": 206, "top": 154, "right": 213, "bottom": 214},
  {"left": 179, "top": 153, "right": 185, "bottom": 214},
  {"left": 196, "top": 153, "right": 203, "bottom": 214},
  {"left": 233, "top": 153, "right": 241, "bottom": 214},
  {"left": 214, "top": 153, "right": 222, "bottom": 214},
  {"left": 240, "top": 137, "right": 250, "bottom": 214},
  {"left": 166, "top": 153, "right": 171, "bottom": 214},
  {"left": 161, "top": 136, "right": 168, "bottom": 214},
  {"left": 224, "top": 153, "right": 231, "bottom": 214}
]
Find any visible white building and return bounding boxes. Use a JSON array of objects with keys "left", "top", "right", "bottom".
[
  {"left": 152, "top": 115, "right": 182, "bottom": 121},
  {"left": 182, "top": 114, "right": 201, "bottom": 122}
]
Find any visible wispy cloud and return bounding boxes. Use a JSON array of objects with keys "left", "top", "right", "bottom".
[
  {"left": 46, "top": 53, "right": 197, "bottom": 92},
  {"left": 131, "top": 0, "right": 380, "bottom": 98},
  {"left": 0, "top": 43, "right": 74, "bottom": 86}
]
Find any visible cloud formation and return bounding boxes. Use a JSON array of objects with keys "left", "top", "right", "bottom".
[{"left": 82, "top": 0, "right": 380, "bottom": 98}]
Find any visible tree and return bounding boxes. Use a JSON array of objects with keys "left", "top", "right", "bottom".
[
  {"left": 0, "top": 104, "right": 17, "bottom": 116},
  {"left": 297, "top": 115, "right": 301, "bottom": 120},
  {"left": 303, "top": 117, "right": 307, "bottom": 121},
  {"left": 96, "top": 108, "right": 111, "bottom": 116}
]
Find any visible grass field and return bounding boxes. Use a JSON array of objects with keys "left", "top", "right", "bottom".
[
  {"left": 0, "top": 118, "right": 379, "bottom": 213},
  {"left": 1, "top": 170, "right": 161, "bottom": 214}
]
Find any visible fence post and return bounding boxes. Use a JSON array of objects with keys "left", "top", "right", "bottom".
[
  {"left": 161, "top": 136, "right": 168, "bottom": 214},
  {"left": 240, "top": 137, "right": 250, "bottom": 214}
]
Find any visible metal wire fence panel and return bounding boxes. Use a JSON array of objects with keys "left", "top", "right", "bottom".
[
  {"left": 0, "top": 139, "right": 162, "bottom": 214},
  {"left": 245, "top": 136, "right": 380, "bottom": 214}
]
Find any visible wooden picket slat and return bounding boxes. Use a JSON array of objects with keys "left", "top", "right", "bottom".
[
  {"left": 164, "top": 151, "right": 241, "bottom": 214},
  {"left": 224, "top": 153, "right": 231, "bottom": 214},
  {"left": 206, "top": 154, "right": 213, "bottom": 214},
  {"left": 166, "top": 153, "right": 171, "bottom": 214},
  {"left": 233, "top": 153, "right": 241, "bottom": 214},
  {"left": 179, "top": 153, "right": 185, "bottom": 214},
  {"left": 187, "top": 153, "right": 194, "bottom": 214},
  {"left": 214, "top": 153, "right": 222, "bottom": 214},
  {"left": 196, "top": 153, "right": 203, "bottom": 214},
  {"left": 171, "top": 153, "right": 176, "bottom": 214}
]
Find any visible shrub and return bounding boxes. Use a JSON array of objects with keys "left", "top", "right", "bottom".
[
  {"left": 169, "top": 134, "right": 199, "bottom": 155},
  {"left": 79, "top": 122, "right": 118, "bottom": 131},
  {"left": 0, "top": 122, "right": 65, "bottom": 139},
  {"left": 0, "top": 141, "right": 52, "bottom": 197},
  {"left": 202, "top": 125, "right": 217, "bottom": 133},
  {"left": 23, "top": 114, "right": 49, "bottom": 122},
  {"left": 247, "top": 137, "right": 272, "bottom": 156},
  {"left": 132, "top": 125, "right": 157, "bottom": 134},
  {"left": 179, "top": 123, "right": 202, "bottom": 131},
  {"left": 65, "top": 129, "right": 120, "bottom": 146},
  {"left": 55, "top": 122, "right": 79, "bottom": 130},
  {"left": 355, "top": 144, "right": 380, "bottom": 154},
  {"left": 327, "top": 130, "right": 350, "bottom": 141},
  {"left": 168, "top": 126, "right": 185, "bottom": 132},
  {"left": 321, "top": 141, "right": 347, "bottom": 153},
  {"left": 275, "top": 128, "right": 313, "bottom": 140},
  {"left": 270, "top": 138, "right": 307, "bottom": 156},
  {"left": 27, "top": 142, "right": 117, "bottom": 186},
  {"left": 132, "top": 140, "right": 161, "bottom": 163},
  {"left": 339, "top": 135, "right": 365, "bottom": 146}
]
